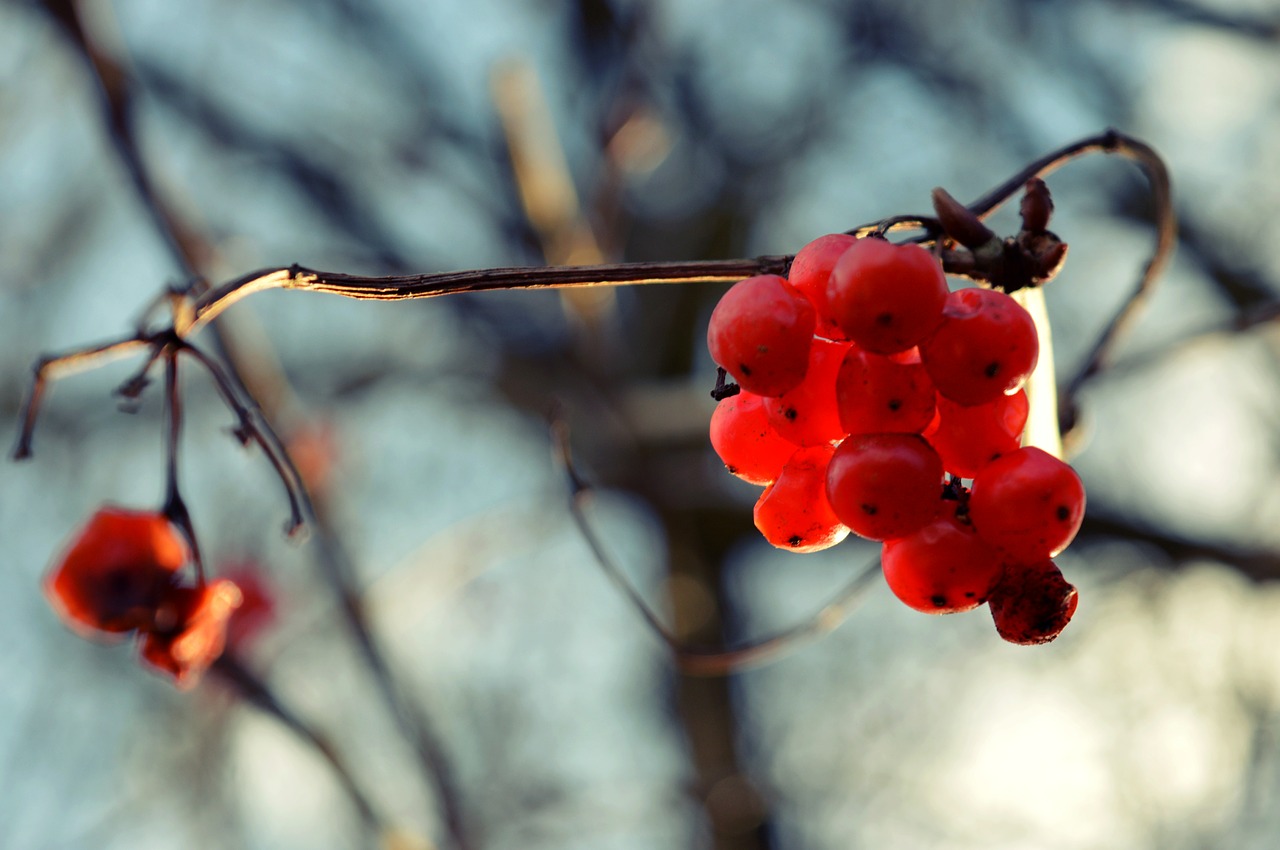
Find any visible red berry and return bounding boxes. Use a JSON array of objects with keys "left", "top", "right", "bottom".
[
  {"left": 707, "top": 274, "right": 816, "bottom": 397},
  {"left": 709, "top": 391, "right": 798, "bottom": 485},
  {"left": 923, "top": 390, "right": 1029, "bottom": 478},
  {"left": 44, "top": 507, "right": 189, "bottom": 637},
  {"left": 835, "top": 347, "right": 936, "bottom": 435},
  {"left": 881, "top": 506, "right": 1004, "bottom": 614},
  {"left": 764, "top": 337, "right": 851, "bottom": 446},
  {"left": 988, "top": 560, "right": 1078, "bottom": 645},
  {"left": 788, "top": 233, "right": 857, "bottom": 340},
  {"left": 969, "top": 447, "right": 1085, "bottom": 562},
  {"left": 919, "top": 287, "right": 1039, "bottom": 406},
  {"left": 138, "top": 578, "right": 243, "bottom": 688},
  {"left": 825, "top": 434, "right": 943, "bottom": 540},
  {"left": 826, "top": 238, "right": 948, "bottom": 354},
  {"left": 754, "top": 445, "right": 849, "bottom": 553}
]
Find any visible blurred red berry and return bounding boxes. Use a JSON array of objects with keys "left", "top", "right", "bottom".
[
  {"left": 138, "top": 579, "right": 243, "bottom": 688},
  {"left": 44, "top": 507, "right": 189, "bottom": 638},
  {"left": 220, "top": 562, "right": 279, "bottom": 651}
]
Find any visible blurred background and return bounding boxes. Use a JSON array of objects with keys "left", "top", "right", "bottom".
[{"left": 2, "top": 0, "right": 1280, "bottom": 848}]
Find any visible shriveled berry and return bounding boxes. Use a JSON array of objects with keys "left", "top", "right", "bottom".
[
  {"left": 988, "top": 560, "right": 1078, "bottom": 645},
  {"left": 881, "top": 506, "right": 1004, "bottom": 614},
  {"left": 969, "top": 447, "right": 1085, "bottom": 562},
  {"left": 826, "top": 238, "right": 948, "bottom": 354},
  {"left": 835, "top": 347, "right": 936, "bottom": 435},
  {"left": 919, "top": 287, "right": 1039, "bottom": 406},
  {"left": 788, "top": 233, "right": 857, "bottom": 340},
  {"left": 765, "top": 337, "right": 851, "bottom": 446},
  {"left": 825, "top": 434, "right": 943, "bottom": 541},
  {"left": 44, "top": 507, "right": 189, "bottom": 638},
  {"left": 924, "top": 390, "right": 1029, "bottom": 479},
  {"left": 708, "top": 274, "right": 816, "bottom": 397},
  {"left": 754, "top": 445, "right": 849, "bottom": 553},
  {"left": 710, "top": 392, "right": 799, "bottom": 485}
]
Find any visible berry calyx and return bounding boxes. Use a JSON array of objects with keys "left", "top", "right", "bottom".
[
  {"left": 826, "top": 238, "right": 948, "bottom": 354},
  {"left": 825, "top": 433, "right": 943, "bottom": 540},
  {"left": 987, "top": 560, "right": 1078, "bottom": 645},
  {"left": 969, "top": 447, "right": 1086, "bottom": 562},
  {"left": 707, "top": 274, "right": 816, "bottom": 397},
  {"left": 44, "top": 507, "right": 190, "bottom": 637},
  {"left": 881, "top": 506, "right": 1005, "bottom": 614},
  {"left": 709, "top": 392, "right": 799, "bottom": 485},
  {"left": 754, "top": 445, "right": 849, "bottom": 553},
  {"left": 919, "top": 287, "right": 1039, "bottom": 406}
]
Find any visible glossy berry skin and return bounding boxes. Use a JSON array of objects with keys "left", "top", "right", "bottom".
[
  {"left": 988, "top": 560, "right": 1078, "bottom": 645},
  {"left": 881, "top": 506, "right": 1005, "bottom": 614},
  {"left": 138, "top": 578, "right": 243, "bottom": 688},
  {"left": 924, "top": 390, "right": 1029, "bottom": 478},
  {"left": 835, "top": 347, "right": 936, "bottom": 436},
  {"left": 826, "top": 238, "right": 948, "bottom": 354},
  {"left": 765, "top": 337, "right": 851, "bottom": 446},
  {"left": 825, "top": 434, "right": 943, "bottom": 541},
  {"left": 44, "top": 507, "right": 189, "bottom": 637},
  {"left": 969, "top": 447, "right": 1086, "bottom": 562},
  {"left": 709, "top": 392, "right": 798, "bottom": 485},
  {"left": 787, "top": 233, "right": 857, "bottom": 340},
  {"left": 754, "top": 445, "right": 849, "bottom": 553},
  {"left": 919, "top": 287, "right": 1039, "bottom": 406},
  {"left": 708, "top": 274, "right": 816, "bottom": 397}
]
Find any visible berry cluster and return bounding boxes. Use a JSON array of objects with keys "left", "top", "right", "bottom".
[
  {"left": 708, "top": 234, "right": 1083, "bottom": 645},
  {"left": 44, "top": 507, "right": 244, "bottom": 686}
]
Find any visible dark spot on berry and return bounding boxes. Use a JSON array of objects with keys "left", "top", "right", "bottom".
[
  {"left": 1056, "top": 505, "right": 1070, "bottom": 521},
  {"left": 887, "top": 399, "right": 902, "bottom": 411},
  {"left": 787, "top": 535, "right": 803, "bottom": 547},
  {"left": 756, "top": 345, "right": 769, "bottom": 354},
  {"left": 984, "top": 361, "right": 1001, "bottom": 378},
  {"left": 860, "top": 503, "right": 878, "bottom": 515},
  {"left": 784, "top": 407, "right": 798, "bottom": 421},
  {"left": 964, "top": 591, "right": 976, "bottom": 598},
  {"left": 725, "top": 464, "right": 738, "bottom": 474},
  {"left": 738, "top": 363, "right": 752, "bottom": 376},
  {"left": 876, "top": 312, "right": 894, "bottom": 327},
  {"left": 931, "top": 594, "right": 947, "bottom": 607}
]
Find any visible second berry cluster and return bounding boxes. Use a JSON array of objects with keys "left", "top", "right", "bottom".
[{"left": 707, "top": 234, "right": 1082, "bottom": 645}]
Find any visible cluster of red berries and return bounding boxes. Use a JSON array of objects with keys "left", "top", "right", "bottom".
[
  {"left": 44, "top": 507, "right": 245, "bottom": 686},
  {"left": 708, "top": 234, "right": 1082, "bottom": 645}
]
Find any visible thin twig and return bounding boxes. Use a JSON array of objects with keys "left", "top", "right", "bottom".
[
  {"left": 177, "top": 341, "right": 312, "bottom": 538},
  {"left": 160, "top": 347, "right": 206, "bottom": 582},
  {"left": 212, "top": 654, "right": 385, "bottom": 846},
  {"left": 551, "top": 417, "right": 881, "bottom": 677}
]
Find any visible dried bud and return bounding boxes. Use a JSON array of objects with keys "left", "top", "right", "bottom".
[
  {"left": 1020, "top": 178, "right": 1054, "bottom": 233},
  {"left": 932, "top": 187, "right": 997, "bottom": 250}
]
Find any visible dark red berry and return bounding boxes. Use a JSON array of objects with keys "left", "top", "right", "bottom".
[
  {"left": 710, "top": 391, "right": 799, "bottom": 485},
  {"left": 835, "top": 347, "right": 936, "bottom": 435},
  {"left": 788, "top": 233, "right": 858, "bottom": 340},
  {"left": 708, "top": 274, "right": 816, "bottom": 397},
  {"left": 754, "top": 445, "right": 849, "bottom": 553},
  {"left": 826, "top": 238, "right": 948, "bottom": 354},
  {"left": 881, "top": 505, "right": 1004, "bottom": 614},
  {"left": 764, "top": 337, "right": 851, "bottom": 446},
  {"left": 923, "top": 390, "right": 1029, "bottom": 478},
  {"left": 919, "top": 287, "right": 1039, "bottom": 406},
  {"left": 138, "top": 579, "right": 243, "bottom": 688},
  {"left": 825, "top": 434, "right": 943, "bottom": 541},
  {"left": 969, "top": 447, "right": 1086, "bottom": 562}
]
